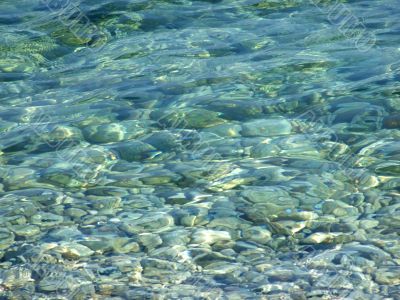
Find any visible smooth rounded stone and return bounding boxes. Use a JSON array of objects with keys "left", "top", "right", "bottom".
[
  {"left": 65, "top": 207, "right": 87, "bottom": 219},
  {"left": 161, "top": 229, "right": 191, "bottom": 246},
  {"left": 208, "top": 217, "right": 243, "bottom": 230},
  {"left": 98, "top": 9, "right": 143, "bottom": 33},
  {"left": 330, "top": 102, "right": 383, "bottom": 127},
  {"left": 255, "top": 285, "right": 300, "bottom": 299},
  {"left": 209, "top": 174, "right": 252, "bottom": 192},
  {"left": 105, "top": 173, "right": 143, "bottom": 188},
  {"left": 148, "top": 245, "right": 191, "bottom": 264},
  {"left": 357, "top": 138, "right": 400, "bottom": 158},
  {"left": 119, "top": 195, "right": 160, "bottom": 209},
  {"left": 0, "top": 200, "right": 35, "bottom": 220},
  {"left": 203, "top": 261, "right": 242, "bottom": 275},
  {"left": 111, "top": 237, "right": 140, "bottom": 253},
  {"left": 37, "top": 274, "right": 79, "bottom": 293},
  {"left": 9, "top": 224, "right": 40, "bottom": 237},
  {"left": 141, "top": 258, "right": 190, "bottom": 283},
  {"left": 12, "top": 243, "right": 54, "bottom": 264},
  {"left": 47, "top": 227, "right": 83, "bottom": 241},
  {"left": 242, "top": 226, "right": 271, "bottom": 244},
  {"left": 275, "top": 220, "right": 309, "bottom": 235},
  {"left": 9, "top": 189, "right": 65, "bottom": 207},
  {"left": 143, "top": 284, "right": 220, "bottom": 299},
  {"left": 54, "top": 242, "right": 94, "bottom": 259},
  {"left": 66, "top": 281, "right": 96, "bottom": 299},
  {"left": 322, "top": 200, "right": 359, "bottom": 217},
  {"left": 242, "top": 209, "right": 296, "bottom": 228},
  {"left": 85, "top": 186, "right": 130, "bottom": 197},
  {"left": 253, "top": 0, "right": 303, "bottom": 10},
  {"left": 240, "top": 187, "right": 299, "bottom": 220},
  {"left": 378, "top": 214, "right": 400, "bottom": 232},
  {"left": 78, "top": 238, "right": 113, "bottom": 253},
  {"left": 138, "top": 233, "right": 162, "bottom": 251},
  {"left": 112, "top": 141, "right": 156, "bottom": 161},
  {"left": 265, "top": 267, "right": 308, "bottom": 282},
  {"left": 97, "top": 282, "right": 130, "bottom": 297},
  {"left": 314, "top": 273, "right": 354, "bottom": 291},
  {"left": 71, "top": 145, "right": 115, "bottom": 166},
  {"left": 121, "top": 120, "right": 148, "bottom": 138},
  {"left": 204, "top": 140, "right": 245, "bottom": 160},
  {"left": 314, "top": 220, "right": 358, "bottom": 234},
  {"left": 320, "top": 140, "right": 350, "bottom": 160},
  {"left": 52, "top": 27, "right": 92, "bottom": 46},
  {"left": 43, "top": 124, "right": 82, "bottom": 140},
  {"left": 73, "top": 112, "right": 115, "bottom": 127},
  {"left": 0, "top": 228, "right": 15, "bottom": 250},
  {"left": 342, "top": 243, "right": 392, "bottom": 262},
  {"left": 31, "top": 212, "right": 63, "bottom": 227},
  {"left": 207, "top": 100, "right": 264, "bottom": 121},
  {"left": 371, "top": 236, "right": 399, "bottom": 255},
  {"left": 40, "top": 167, "right": 86, "bottom": 188},
  {"left": 143, "top": 131, "right": 180, "bottom": 151},
  {"left": 112, "top": 256, "right": 142, "bottom": 274},
  {"left": 89, "top": 196, "right": 122, "bottom": 212},
  {"left": 2, "top": 214, "right": 26, "bottom": 226},
  {"left": 203, "top": 123, "right": 242, "bottom": 137},
  {"left": 3, "top": 167, "right": 34, "bottom": 181},
  {"left": 4, "top": 178, "right": 49, "bottom": 192},
  {"left": 117, "top": 87, "right": 160, "bottom": 109},
  {"left": 139, "top": 170, "right": 181, "bottom": 185},
  {"left": 241, "top": 186, "right": 292, "bottom": 204},
  {"left": 119, "top": 212, "right": 174, "bottom": 234},
  {"left": 167, "top": 161, "right": 226, "bottom": 183},
  {"left": 163, "top": 191, "right": 189, "bottom": 205},
  {"left": 209, "top": 171, "right": 246, "bottom": 192},
  {"left": 273, "top": 210, "right": 318, "bottom": 222},
  {"left": 216, "top": 262, "right": 253, "bottom": 285},
  {"left": 241, "top": 118, "right": 292, "bottom": 137},
  {"left": 340, "top": 192, "right": 365, "bottom": 207},
  {"left": 209, "top": 197, "right": 237, "bottom": 215},
  {"left": 83, "top": 121, "right": 147, "bottom": 144},
  {"left": 280, "top": 144, "right": 321, "bottom": 159},
  {"left": 193, "top": 250, "right": 235, "bottom": 268},
  {"left": 250, "top": 143, "right": 281, "bottom": 158},
  {"left": 174, "top": 209, "right": 210, "bottom": 227},
  {"left": 191, "top": 229, "right": 231, "bottom": 245},
  {"left": 359, "top": 219, "right": 379, "bottom": 230},
  {"left": 307, "top": 214, "right": 339, "bottom": 229},
  {"left": 0, "top": 267, "right": 32, "bottom": 289},
  {"left": 350, "top": 256, "right": 376, "bottom": 270},
  {"left": 302, "top": 232, "right": 345, "bottom": 244},
  {"left": 83, "top": 123, "right": 125, "bottom": 143},
  {"left": 152, "top": 108, "right": 225, "bottom": 129},
  {"left": 3, "top": 287, "right": 36, "bottom": 299}
]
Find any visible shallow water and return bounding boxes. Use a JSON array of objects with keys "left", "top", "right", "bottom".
[{"left": 0, "top": 0, "right": 399, "bottom": 299}]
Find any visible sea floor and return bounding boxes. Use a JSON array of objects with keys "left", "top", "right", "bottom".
[{"left": 0, "top": 0, "right": 399, "bottom": 299}]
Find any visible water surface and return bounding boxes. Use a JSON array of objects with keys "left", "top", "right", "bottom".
[{"left": 0, "top": 0, "right": 399, "bottom": 299}]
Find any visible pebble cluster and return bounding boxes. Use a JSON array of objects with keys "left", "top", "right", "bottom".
[{"left": 0, "top": 0, "right": 399, "bottom": 299}]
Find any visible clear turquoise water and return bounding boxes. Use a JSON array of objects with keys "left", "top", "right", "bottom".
[{"left": 0, "top": 0, "right": 399, "bottom": 299}]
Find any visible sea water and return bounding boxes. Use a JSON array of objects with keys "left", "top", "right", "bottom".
[{"left": 0, "top": 0, "right": 399, "bottom": 298}]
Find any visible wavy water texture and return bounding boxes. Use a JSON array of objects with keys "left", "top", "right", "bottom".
[{"left": 0, "top": 0, "right": 399, "bottom": 299}]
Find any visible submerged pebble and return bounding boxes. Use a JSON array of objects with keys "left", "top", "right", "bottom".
[
  {"left": 241, "top": 118, "right": 292, "bottom": 137},
  {"left": 0, "top": 1, "right": 399, "bottom": 299}
]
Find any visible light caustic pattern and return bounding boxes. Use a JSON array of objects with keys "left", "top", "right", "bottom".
[{"left": 0, "top": 0, "right": 400, "bottom": 299}]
